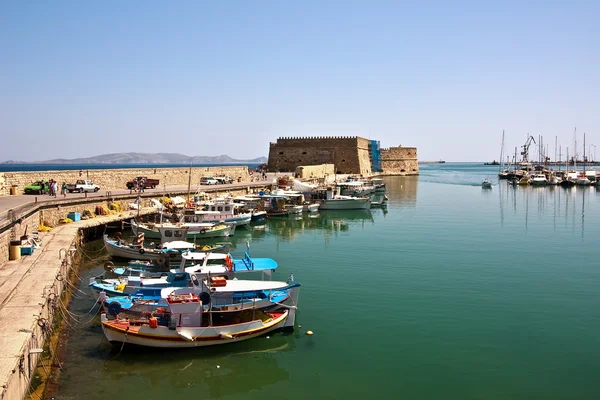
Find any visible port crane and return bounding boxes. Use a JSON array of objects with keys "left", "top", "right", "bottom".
[{"left": 520, "top": 135, "right": 536, "bottom": 164}]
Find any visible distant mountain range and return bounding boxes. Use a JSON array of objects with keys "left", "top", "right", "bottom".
[{"left": 1, "top": 153, "right": 268, "bottom": 165}]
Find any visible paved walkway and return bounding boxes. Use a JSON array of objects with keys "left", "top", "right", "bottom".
[{"left": 0, "top": 208, "right": 157, "bottom": 400}]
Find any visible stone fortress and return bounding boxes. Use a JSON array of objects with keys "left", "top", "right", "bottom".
[{"left": 267, "top": 136, "right": 418, "bottom": 176}]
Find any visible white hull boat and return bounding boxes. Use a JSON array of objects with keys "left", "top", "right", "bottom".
[
  {"left": 100, "top": 293, "right": 291, "bottom": 348},
  {"left": 131, "top": 220, "right": 235, "bottom": 239},
  {"left": 103, "top": 235, "right": 194, "bottom": 262},
  {"left": 319, "top": 196, "right": 371, "bottom": 210}
]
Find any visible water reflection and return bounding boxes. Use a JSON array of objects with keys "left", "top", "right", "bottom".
[
  {"left": 59, "top": 329, "right": 295, "bottom": 399},
  {"left": 496, "top": 182, "right": 598, "bottom": 238},
  {"left": 384, "top": 176, "right": 417, "bottom": 207}
]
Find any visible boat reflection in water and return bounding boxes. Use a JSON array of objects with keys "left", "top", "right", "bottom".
[{"left": 93, "top": 334, "right": 296, "bottom": 398}]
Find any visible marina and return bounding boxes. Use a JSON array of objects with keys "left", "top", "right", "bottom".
[{"left": 2, "top": 163, "right": 600, "bottom": 399}]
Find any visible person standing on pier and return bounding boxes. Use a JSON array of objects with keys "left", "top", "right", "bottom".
[{"left": 61, "top": 182, "right": 67, "bottom": 197}]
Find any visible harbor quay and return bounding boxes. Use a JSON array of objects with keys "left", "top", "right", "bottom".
[
  {"left": 0, "top": 178, "right": 275, "bottom": 400},
  {"left": 0, "top": 165, "right": 251, "bottom": 197}
]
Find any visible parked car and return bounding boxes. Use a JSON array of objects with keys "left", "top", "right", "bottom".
[
  {"left": 66, "top": 180, "right": 100, "bottom": 193},
  {"left": 214, "top": 176, "right": 234, "bottom": 184},
  {"left": 126, "top": 177, "right": 160, "bottom": 190},
  {"left": 200, "top": 177, "right": 219, "bottom": 185},
  {"left": 24, "top": 180, "right": 49, "bottom": 195}
]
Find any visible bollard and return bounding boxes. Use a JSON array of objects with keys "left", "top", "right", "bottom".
[
  {"left": 85, "top": 192, "right": 88, "bottom": 198},
  {"left": 35, "top": 197, "right": 38, "bottom": 203}
]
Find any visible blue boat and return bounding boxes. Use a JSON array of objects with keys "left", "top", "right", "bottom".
[
  {"left": 101, "top": 282, "right": 299, "bottom": 317},
  {"left": 92, "top": 250, "right": 280, "bottom": 298}
]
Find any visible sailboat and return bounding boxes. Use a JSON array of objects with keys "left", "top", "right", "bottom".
[{"left": 576, "top": 132, "right": 591, "bottom": 186}]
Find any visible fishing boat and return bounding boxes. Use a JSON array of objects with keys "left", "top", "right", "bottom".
[
  {"left": 181, "top": 198, "right": 252, "bottom": 226},
  {"left": 93, "top": 247, "right": 280, "bottom": 297},
  {"left": 481, "top": 179, "right": 493, "bottom": 189},
  {"left": 131, "top": 219, "right": 235, "bottom": 239},
  {"left": 100, "top": 278, "right": 300, "bottom": 317},
  {"left": 318, "top": 188, "right": 371, "bottom": 210},
  {"left": 103, "top": 234, "right": 194, "bottom": 262},
  {"left": 100, "top": 293, "right": 291, "bottom": 348},
  {"left": 250, "top": 210, "right": 267, "bottom": 222}
]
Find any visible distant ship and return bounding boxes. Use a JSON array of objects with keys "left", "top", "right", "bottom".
[
  {"left": 418, "top": 160, "right": 446, "bottom": 164},
  {"left": 484, "top": 160, "right": 500, "bottom": 165}
]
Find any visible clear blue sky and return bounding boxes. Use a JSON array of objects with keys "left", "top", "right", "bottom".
[{"left": 1, "top": 1, "right": 598, "bottom": 162}]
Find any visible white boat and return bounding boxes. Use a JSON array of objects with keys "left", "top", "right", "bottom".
[
  {"left": 103, "top": 234, "right": 194, "bottom": 262},
  {"left": 575, "top": 175, "right": 591, "bottom": 186},
  {"left": 100, "top": 293, "right": 291, "bottom": 348},
  {"left": 303, "top": 203, "right": 320, "bottom": 213},
  {"left": 481, "top": 179, "right": 493, "bottom": 189},
  {"left": 283, "top": 204, "right": 303, "bottom": 214},
  {"left": 319, "top": 188, "right": 371, "bottom": 210},
  {"left": 529, "top": 174, "right": 548, "bottom": 186},
  {"left": 181, "top": 198, "right": 252, "bottom": 226},
  {"left": 547, "top": 174, "right": 560, "bottom": 185},
  {"left": 131, "top": 219, "right": 235, "bottom": 239}
]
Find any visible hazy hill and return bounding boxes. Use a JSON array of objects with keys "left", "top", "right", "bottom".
[{"left": 3, "top": 153, "right": 267, "bottom": 164}]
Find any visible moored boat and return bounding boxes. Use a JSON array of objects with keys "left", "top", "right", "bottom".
[
  {"left": 131, "top": 219, "right": 235, "bottom": 239},
  {"left": 100, "top": 293, "right": 291, "bottom": 348},
  {"left": 103, "top": 234, "right": 194, "bottom": 262},
  {"left": 318, "top": 188, "right": 370, "bottom": 210}
]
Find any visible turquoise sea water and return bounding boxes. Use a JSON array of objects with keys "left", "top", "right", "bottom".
[{"left": 56, "top": 163, "right": 600, "bottom": 400}]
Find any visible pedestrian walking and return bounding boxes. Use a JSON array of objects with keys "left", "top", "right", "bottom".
[
  {"left": 61, "top": 182, "right": 67, "bottom": 197},
  {"left": 40, "top": 181, "right": 45, "bottom": 195}
]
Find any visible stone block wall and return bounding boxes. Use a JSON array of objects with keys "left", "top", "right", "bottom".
[
  {"left": 380, "top": 146, "right": 419, "bottom": 175},
  {"left": 295, "top": 164, "right": 335, "bottom": 179},
  {"left": 267, "top": 136, "right": 373, "bottom": 174},
  {"left": 0, "top": 166, "right": 249, "bottom": 196},
  {"left": 0, "top": 211, "right": 41, "bottom": 265}
]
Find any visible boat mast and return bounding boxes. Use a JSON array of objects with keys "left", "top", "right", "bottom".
[
  {"left": 499, "top": 130, "right": 505, "bottom": 174},
  {"left": 583, "top": 132, "right": 586, "bottom": 173},
  {"left": 554, "top": 136, "right": 557, "bottom": 169},
  {"left": 574, "top": 127, "right": 577, "bottom": 171},
  {"left": 186, "top": 163, "right": 192, "bottom": 203}
]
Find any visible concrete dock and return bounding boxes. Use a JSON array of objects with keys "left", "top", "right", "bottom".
[
  {"left": 0, "top": 175, "right": 283, "bottom": 399},
  {"left": 0, "top": 208, "right": 157, "bottom": 400}
]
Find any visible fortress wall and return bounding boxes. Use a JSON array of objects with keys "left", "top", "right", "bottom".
[
  {"left": 268, "top": 137, "right": 418, "bottom": 176},
  {"left": 380, "top": 146, "right": 419, "bottom": 175},
  {"left": 268, "top": 136, "right": 370, "bottom": 174},
  {"left": 0, "top": 166, "right": 249, "bottom": 196}
]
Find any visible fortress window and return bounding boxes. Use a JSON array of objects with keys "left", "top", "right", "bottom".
[
  {"left": 302, "top": 151, "right": 307, "bottom": 155},
  {"left": 401, "top": 169, "right": 406, "bottom": 172},
  {"left": 341, "top": 159, "right": 346, "bottom": 162},
  {"left": 279, "top": 152, "right": 284, "bottom": 155},
  {"left": 298, "top": 159, "right": 302, "bottom": 162}
]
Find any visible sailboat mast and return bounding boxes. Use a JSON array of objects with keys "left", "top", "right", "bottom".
[
  {"left": 499, "top": 130, "right": 505, "bottom": 174},
  {"left": 583, "top": 132, "right": 586, "bottom": 172},
  {"left": 574, "top": 127, "right": 577, "bottom": 170},
  {"left": 554, "top": 136, "right": 557, "bottom": 169}
]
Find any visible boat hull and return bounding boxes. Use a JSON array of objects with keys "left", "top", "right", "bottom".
[
  {"left": 104, "top": 236, "right": 182, "bottom": 262},
  {"left": 101, "top": 310, "right": 289, "bottom": 348},
  {"left": 319, "top": 198, "right": 371, "bottom": 210},
  {"left": 132, "top": 222, "right": 235, "bottom": 239}
]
